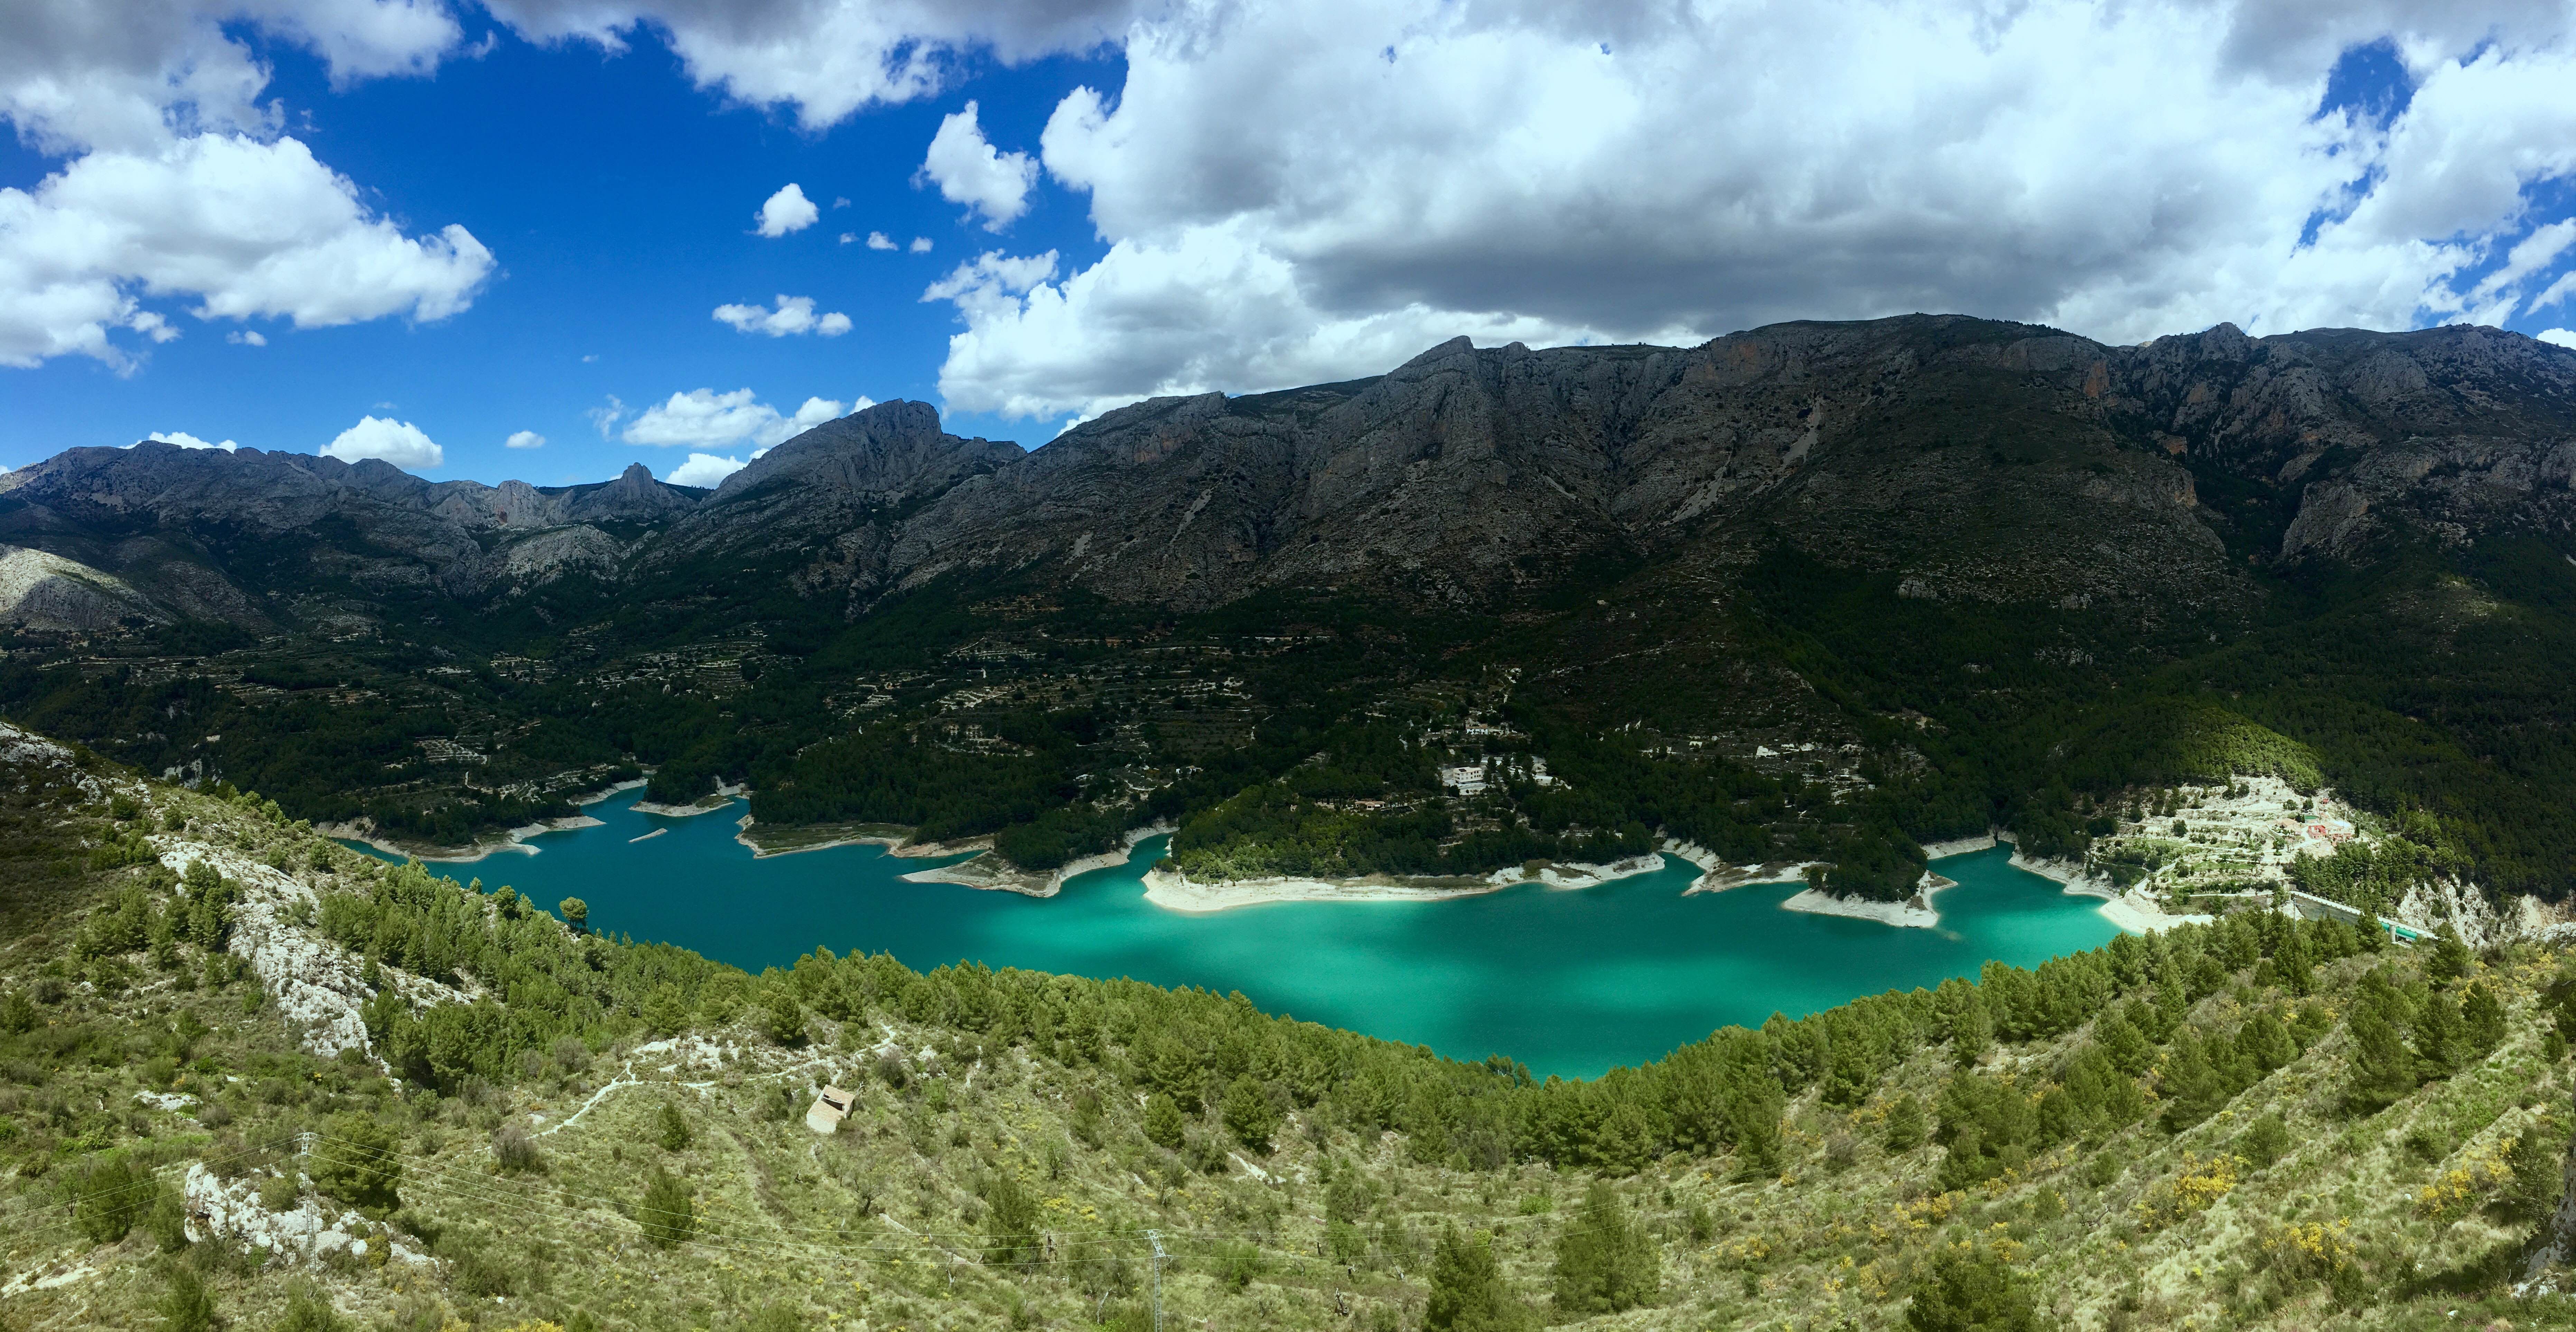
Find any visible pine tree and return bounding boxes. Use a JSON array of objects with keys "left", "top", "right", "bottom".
[
  {"left": 2099, "top": 1005, "right": 2154, "bottom": 1077},
  {"left": 1223, "top": 1074, "right": 1278, "bottom": 1153},
  {"left": 657, "top": 1100, "right": 693, "bottom": 1151},
  {"left": 2236, "top": 1010, "right": 2297, "bottom": 1073},
  {"left": 2463, "top": 981, "right": 2507, "bottom": 1059},
  {"left": 1951, "top": 1000, "right": 1993, "bottom": 1069},
  {"left": 1424, "top": 1227, "right": 1533, "bottom": 1332},
  {"left": 310, "top": 1113, "right": 402, "bottom": 1211},
  {"left": 1144, "top": 1093, "right": 1187, "bottom": 1149},
  {"left": 1551, "top": 1181, "right": 1659, "bottom": 1316},
  {"left": 2157, "top": 1030, "right": 2225, "bottom": 1133},
  {"left": 638, "top": 1168, "right": 696, "bottom": 1248},
  {"left": 1727, "top": 1088, "right": 1782, "bottom": 1177},
  {"left": 159, "top": 1264, "right": 216, "bottom": 1332},
  {"left": 760, "top": 989, "right": 805, "bottom": 1046},
  {"left": 2344, "top": 980, "right": 2419, "bottom": 1113},
  {"left": 2501, "top": 1116, "right": 2568, "bottom": 1226},
  {"left": 2273, "top": 924, "right": 2313, "bottom": 996},
  {"left": 1884, "top": 1093, "right": 1927, "bottom": 1151},
  {"left": 2428, "top": 925, "right": 2473, "bottom": 984},
  {"left": 2412, "top": 988, "right": 2465, "bottom": 1078}
]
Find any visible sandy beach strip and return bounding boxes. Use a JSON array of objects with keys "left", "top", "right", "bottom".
[
  {"left": 1780, "top": 888, "right": 1941, "bottom": 929},
  {"left": 1138, "top": 851, "right": 1665, "bottom": 915}
]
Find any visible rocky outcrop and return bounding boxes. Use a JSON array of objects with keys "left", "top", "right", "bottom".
[{"left": 641, "top": 400, "right": 1023, "bottom": 591}]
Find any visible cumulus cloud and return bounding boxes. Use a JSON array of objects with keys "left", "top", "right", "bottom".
[
  {"left": 620, "top": 388, "right": 849, "bottom": 450},
  {"left": 899, "top": 0, "right": 2576, "bottom": 418},
  {"left": 909, "top": 237, "right": 932, "bottom": 253},
  {"left": 668, "top": 452, "right": 749, "bottom": 487},
  {"left": 225, "top": 329, "right": 266, "bottom": 346},
  {"left": 0, "top": 3, "right": 493, "bottom": 370},
  {"left": 321, "top": 415, "right": 442, "bottom": 470},
  {"left": 505, "top": 429, "right": 545, "bottom": 449},
  {"left": 144, "top": 429, "right": 240, "bottom": 450},
  {"left": 866, "top": 231, "right": 897, "bottom": 251},
  {"left": 755, "top": 182, "right": 819, "bottom": 237},
  {"left": 712, "top": 293, "right": 852, "bottom": 336},
  {"left": 484, "top": 0, "right": 1149, "bottom": 129},
  {"left": 920, "top": 100, "right": 1038, "bottom": 231},
  {"left": 2540, "top": 329, "right": 2576, "bottom": 349}
]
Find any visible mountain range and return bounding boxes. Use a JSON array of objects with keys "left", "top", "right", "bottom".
[{"left": 3, "top": 314, "right": 2573, "bottom": 896}]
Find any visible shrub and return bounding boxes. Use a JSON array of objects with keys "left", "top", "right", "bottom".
[
  {"left": 1550, "top": 1181, "right": 1658, "bottom": 1317},
  {"left": 493, "top": 1122, "right": 543, "bottom": 1174},
  {"left": 1222, "top": 1075, "right": 1277, "bottom": 1153},
  {"left": 638, "top": 1168, "right": 694, "bottom": 1248},
  {"left": 1143, "top": 1094, "right": 1186, "bottom": 1150},
  {"left": 657, "top": 1101, "right": 693, "bottom": 1151},
  {"left": 1424, "top": 1226, "right": 1532, "bottom": 1332},
  {"left": 310, "top": 1114, "right": 401, "bottom": 1211},
  {"left": 275, "top": 1284, "right": 349, "bottom": 1332},
  {"left": 982, "top": 1172, "right": 1041, "bottom": 1268},
  {"left": 1906, "top": 1242, "right": 2038, "bottom": 1332},
  {"left": 158, "top": 1264, "right": 216, "bottom": 1332}
]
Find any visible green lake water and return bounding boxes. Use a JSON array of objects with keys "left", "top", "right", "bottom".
[{"left": 357, "top": 790, "right": 2122, "bottom": 1080}]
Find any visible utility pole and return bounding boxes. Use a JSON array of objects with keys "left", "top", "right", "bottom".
[{"left": 1148, "top": 1230, "right": 1166, "bottom": 1332}]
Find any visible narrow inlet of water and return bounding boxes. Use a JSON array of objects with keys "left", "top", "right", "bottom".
[{"left": 350, "top": 790, "right": 2122, "bottom": 1080}]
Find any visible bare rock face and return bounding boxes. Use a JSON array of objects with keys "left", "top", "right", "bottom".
[
  {"left": 0, "top": 544, "right": 163, "bottom": 629},
  {"left": 644, "top": 399, "right": 1023, "bottom": 581},
  {"left": 4, "top": 315, "right": 2570, "bottom": 633}
]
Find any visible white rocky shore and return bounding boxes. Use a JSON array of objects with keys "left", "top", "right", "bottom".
[
  {"left": 315, "top": 777, "right": 646, "bottom": 863},
  {"left": 1997, "top": 836, "right": 2214, "bottom": 934},
  {"left": 1780, "top": 872, "right": 1954, "bottom": 930},
  {"left": 900, "top": 824, "right": 1178, "bottom": 898},
  {"left": 1139, "top": 852, "right": 1668, "bottom": 915}
]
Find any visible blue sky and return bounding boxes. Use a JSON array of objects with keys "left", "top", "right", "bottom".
[
  {"left": 2, "top": 18, "right": 1121, "bottom": 482},
  {"left": 6, "top": 2, "right": 2576, "bottom": 487}
]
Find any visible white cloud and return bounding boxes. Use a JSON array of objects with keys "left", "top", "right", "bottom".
[
  {"left": 485, "top": 0, "right": 1150, "bottom": 130},
  {"left": 0, "top": 132, "right": 495, "bottom": 370},
  {"left": 668, "top": 452, "right": 749, "bottom": 487},
  {"left": 920, "top": 100, "right": 1038, "bottom": 231},
  {"left": 588, "top": 395, "right": 624, "bottom": 437},
  {"left": 755, "top": 182, "right": 819, "bottom": 237},
  {"left": 225, "top": 329, "right": 266, "bottom": 346},
  {"left": 866, "top": 231, "right": 896, "bottom": 251},
  {"left": 909, "top": 237, "right": 932, "bottom": 253},
  {"left": 711, "top": 293, "right": 852, "bottom": 337},
  {"left": 144, "top": 429, "right": 239, "bottom": 451},
  {"left": 903, "top": 0, "right": 2576, "bottom": 419},
  {"left": 839, "top": 232, "right": 856, "bottom": 244},
  {"left": 0, "top": 4, "right": 494, "bottom": 370},
  {"left": 505, "top": 429, "right": 545, "bottom": 450},
  {"left": 2540, "top": 329, "right": 2576, "bottom": 349},
  {"left": 831, "top": 196, "right": 850, "bottom": 208},
  {"left": 320, "top": 415, "right": 441, "bottom": 470},
  {"left": 621, "top": 389, "right": 848, "bottom": 450}
]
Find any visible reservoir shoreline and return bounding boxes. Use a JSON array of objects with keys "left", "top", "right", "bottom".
[{"left": 360, "top": 790, "right": 2128, "bottom": 1080}]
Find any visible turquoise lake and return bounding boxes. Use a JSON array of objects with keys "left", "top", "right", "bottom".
[{"left": 358, "top": 790, "right": 2123, "bottom": 1080}]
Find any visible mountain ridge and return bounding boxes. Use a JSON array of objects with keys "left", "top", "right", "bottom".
[{"left": 4, "top": 312, "right": 2576, "bottom": 901}]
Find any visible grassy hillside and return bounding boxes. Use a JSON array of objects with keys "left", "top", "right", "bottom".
[{"left": 5, "top": 721, "right": 2576, "bottom": 1331}]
